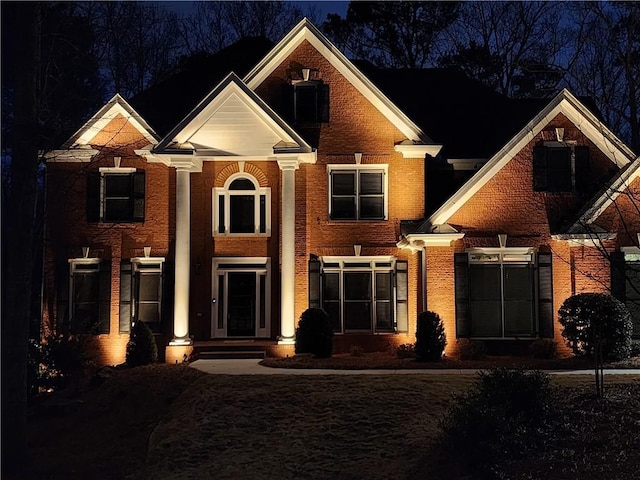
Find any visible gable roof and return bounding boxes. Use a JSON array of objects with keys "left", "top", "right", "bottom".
[
  {"left": 153, "top": 73, "right": 312, "bottom": 156},
  {"left": 563, "top": 155, "right": 640, "bottom": 235},
  {"left": 60, "top": 93, "right": 159, "bottom": 149},
  {"left": 420, "top": 89, "right": 637, "bottom": 230},
  {"left": 243, "top": 18, "right": 440, "bottom": 152}
]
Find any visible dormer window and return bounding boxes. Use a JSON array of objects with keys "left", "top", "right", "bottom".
[
  {"left": 533, "top": 143, "right": 589, "bottom": 192},
  {"left": 294, "top": 81, "right": 329, "bottom": 124}
]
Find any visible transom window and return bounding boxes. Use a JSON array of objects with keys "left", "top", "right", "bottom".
[
  {"left": 328, "top": 165, "right": 388, "bottom": 220},
  {"left": 87, "top": 168, "right": 145, "bottom": 223},
  {"left": 213, "top": 174, "right": 271, "bottom": 236},
  {"left": 310, "top": 256, "right": 407, "bottom": 334}
]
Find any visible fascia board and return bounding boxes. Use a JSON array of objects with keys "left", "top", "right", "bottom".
[
  {"left": 67, "top": 94, "right": 159, "bottom": 147},
  {"left": 155, "top": 73, "right": 311, "bottom": 154},
  {"left": 243, "top": 19, "right": 433, "bottom": 145},
  {"left": 427, "top": 89, "right": 636, "bottom": 227}
]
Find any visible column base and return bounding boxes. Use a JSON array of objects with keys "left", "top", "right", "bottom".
[
  {"left": 277, "top": 336, "right": 296, "bottom": 345},
  {"left": 169, "top": 337, "right": 193, "bottom": 346}
]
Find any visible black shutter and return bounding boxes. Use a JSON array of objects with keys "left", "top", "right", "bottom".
[
  {"left": 308, "top": 256, "right": 321, "bottom": 309},
  {"left": 56, "top": 261, "right": 70, "bottom": 334},
  {"left": 162, "top": 261, "right": 174, "bottom": 335},
  {"left": 98, "top": 261, "right": 112, "bottom": 334},
  {"left": 574, "top": 146, "right": 590, "bottom": 192},
  {"left": 537, "top": 252, "right": 554, "bottom": 338},
  {"left": 132, "top": 171, "right": 145, "bottom": 222},
  {"left": 395, "top": 261, "right": 408, "bottom": 333},
  {"left": 119, "top": 261, "right": 132, "bottom": 333},
  {"left": 87, "top": 172, "right": 101, "bottom": 222},
  {"left": 318, "top": 83, "right": 330, "bottom": 123},
  {"left": 532, "top": 145, "right": 548, "bottom": 191},
  {"left": 454, "top": 253, "right": 470, "bottom": 337},
  {"left": 610, "top": 251, "right": 626, "bottom": 301}
]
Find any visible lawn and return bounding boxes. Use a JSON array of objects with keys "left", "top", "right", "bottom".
[{"left": 22, "top": 365, "right": 640, "bottom": 480}]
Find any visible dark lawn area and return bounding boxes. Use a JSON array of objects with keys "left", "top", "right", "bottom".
[{"left": 19, "top": 363, "right": 640, "bottom": 480}]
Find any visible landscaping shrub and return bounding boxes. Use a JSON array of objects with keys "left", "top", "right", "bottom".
[
  {"left": 529, "top": 338, "right": 558, "bottom": 359},
  {"left": 28, "top": 335, "right": 93, "bottom": 393},
  {"left": 439, "top": 368, "right": 552, "bottom": 476},
  {"left": 415, "top": 311, "right": 446, "bottom": 361},
  {"left": 126, "top": 321, "right": 158, "bottom": 367},
  {"left": 631, "top": 340, "right": 640, "bottom": 358},
  {"left": 558, "top": 293, "right": 633, "bottom": 361},
  {"left": 457, "top": 338, "right": 486, "bottom": 360},
  {"left": 396, "top": 343, "right": 415, "bottom": 359},
  {"left": 295, "top": 308, "right": 333, "bottom": 358}
]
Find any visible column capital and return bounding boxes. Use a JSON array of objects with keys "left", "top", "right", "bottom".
[
  {"left": 277, "top": 159, "right": 300, "bottom": 171},
  {"left": 170, "top": 157, "right": 203, "bottom": 172}
]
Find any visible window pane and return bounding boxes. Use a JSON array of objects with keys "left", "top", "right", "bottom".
[
  {"left": 323, "top": 273, "right": 340, "bottom": 300},
  {"left": 345, "top": 302, "right": 371, "bottom": 330},
  {"left": 104, "top": 199, "right": 131, "bottom": 221},
  {"left": 104, "top": 175, "right": 131, "bottom": 196},
  {"left": 323, "top": 301, "right": 341, "bottom": 332},
  {"left": 229, "top": 178, "right": 255, "bottom": 191},
  {"left": 332, "top": 172, "right": 355, "bottom": 195},
  {"left": 376, "top": 302, "right": 393, "bottom": 331},
  {"left": 470, "top": 266, "right": 501, "bottom": 300},
  {"left": 547, "top": 148, "right": 572, "bottom": 191},
  {"left": 217, "top": 275, "right": 224, "bottom": 329},
  {"left": 331, "top": 197, "right": 356, "bottom": 219},
  {"left": 138, "top": 274, "right": 160, "bottom": 301},
  {"left": 359, "top": 172, "right": 383, "bottom": 194},
  {"left": 218, "top": 196, "right": 225, "bottom": 233},
  {"left": 138, "top": 304, "right": 160, "bottom": 324},
  {"left": 74, "top": 272, "right": 99, "bottom": 303},
  {"left": 259, "top": 195, "right": 266, "bottom": 233},
  {"left": 626, "top": 263, "right": 640, "bottom": 337},
  {"left": 504, "top": 266, "right": 533, "bottom": 300},
  {"left": 470, "top": 265, "right": 502, "bottom": 336},
  {"left": 504, "top": 300, "right": 534, "bottom": 336},
  {"left": 259, "top": 275, "right": 266, "bottom": 329},
  {"left": 295, "top": 84, "right": 318, "bottom": 123},
  {"left": 230, "top": 195, "right": 255, "bottom": 233},
  {"left": 375, "top": 273, "right": 391, "bottom": 300},
  {"left": 345, "top": 272, "right": 371, "bottom": 300},
  {"left": 360, "top": 197, "right": 384, "bottom": 219}
]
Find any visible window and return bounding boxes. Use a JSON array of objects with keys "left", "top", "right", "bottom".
[
  {"left": 213, "top": 175, "right": 270, "bottom": 236},
  {"left": 611, "top": 251, "right": 640, "bottom": 338},
  {"left": 69, "top": 259, "right": 111, "bottom": 334},
  {"left": 308, "top": 256, "right": 408, "bottom": 334},
  {"left": 533, "top": 144, "right": 589, "bottom": 192},
  {"left": 119, "top": 258, "right": 165, "bottom": 334},
  {"left": 454, "top": 250, "right": 553, "bottom": 339},
  {"left": 294, "top": 81, "right": 329, "bottom": 124},
  {"left": 87, "top": 168, "right": 145, "bottom": 222},
  {"left": 328, "top": 165, "right": 387, "bottom": 220}
]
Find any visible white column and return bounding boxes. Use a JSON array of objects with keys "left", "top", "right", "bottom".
[
  {"left": 171, "top": 166, "right": 192, "bottom": 345},
  {"left": 277, "top": 160, "right": 299, "bottom": 344}
]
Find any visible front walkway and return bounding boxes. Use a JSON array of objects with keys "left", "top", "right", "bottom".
[{"left": 189, "top": 359, "right": 640, "bottom": 376}]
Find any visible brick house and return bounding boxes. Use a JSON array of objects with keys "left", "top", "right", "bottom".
[{"left": 42, "top": 19, "right": 639, "bottom": 365}]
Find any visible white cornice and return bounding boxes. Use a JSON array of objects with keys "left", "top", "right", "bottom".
[
  {"left": 394, "top": 143, "right": 442, "bottom": 158},
  {"left": 551, "top": 232, "right": 617, "bottom": 247},
  {"left": 45, "top": 148, "right": 100, "bottom": 162},
  {"left": 427, "top": 89, "right": 636, "bottom": 227},
  {"left": 398, "top": 233, "right": 465, "bottom": 251}
]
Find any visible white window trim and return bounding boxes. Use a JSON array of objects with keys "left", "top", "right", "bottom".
[
  {"left": 327, "top": 164, "right": 388, "bottom": 221},
  {"left": 68, "top": 257, "right": 102, "bottom": 334},
  {"left": 130, "top": 256, "right": 165, "bottom": 328},
  {"left": 320, "top": 255, "right": 397, "bottom": 334},
  {"left": 211, "top": 257, "right": 271, "bottom": 338},
  {"left": 98, "top": 167, "right": 138, "bottom": 222},
  {"left": 212, "top": 173, "right": 271, "bottom": 237}
]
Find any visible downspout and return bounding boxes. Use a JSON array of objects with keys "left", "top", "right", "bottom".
[{"left": 421, "top": 246, "right": 427, "bottom": 313}]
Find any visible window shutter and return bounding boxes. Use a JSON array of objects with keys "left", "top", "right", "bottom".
[
  {"left": 98, "top": 261, "right": 112, "bottom": 334},
  {"left": 537, "top": 253, "right": 554, "bottom": 338},
  {"left": 318, "top": 83, "right": 330, "bottom": 123},
  {"left": 610, "top": 251, "right": 626, "bottom": 302},
  {"left": 56, "top": 261, "right": 70, "bottom": 334},
  {"left": 574, "top": 146, "right": 590, "bottom": 192},
  {"left": 308, "top": 256, "right": 321, "bottom": 309},
  {"left": 532, "top": 145, "right": 548, "bottom": 191},
  {"left": 162, "top": 261, "right": 174, "bottom": 334},
  {"left": 87, "top": 172, "right": 101, "bottom": 222},
  {"left": 132, "top": 172, "right": 145, "bottom": 222},
  {"left": 395, "top": 261, "right": 408, "bottom": 333},
  {"left": 119, "top": 261, "right": 132, "bottom": 333},
  {"left": 454, "top": 253, "right": 470, "bottom": 337}
]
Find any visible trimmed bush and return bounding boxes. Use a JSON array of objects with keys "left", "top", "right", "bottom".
[
  {"left": 558, "top": 293, "right": 633, "bottom": 361},
  {"left": 457, "top": 338, "right": 486, "bottom": 360},
  {"left": 439, "top": 368, "right": 552, "bottom": 475},
  {"left": 396, "top": 343, "right": 416, "bottom": 359},
  {"left": 415, "top": 311, "right": 446, "bottom": 361},
  {"left": 295, "top": 308, "right": 333, "bottom": 358},
  {"left": 126, "top": 321, "right": 158, "bottom": 367},
  {"left": 529, "top": 338, "right": 557, "bottom": 359}
]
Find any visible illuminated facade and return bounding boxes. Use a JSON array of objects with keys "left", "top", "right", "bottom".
[{"left": 42, "top": 20, "right": 640, "bottom": 365}]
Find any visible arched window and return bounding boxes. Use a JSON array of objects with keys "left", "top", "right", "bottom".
[{"left": 213, "top": 174, "right": 271, "bottom": 236}]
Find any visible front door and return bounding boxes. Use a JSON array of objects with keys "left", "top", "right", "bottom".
[
  {"left": 227, "top": 272, "right": 256, "bottom": 336},
  {"left": 212, "top": 258, "right": 271, "bottom": 338}
]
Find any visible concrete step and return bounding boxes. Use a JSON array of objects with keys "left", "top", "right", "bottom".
[{"left": 198, "top": 350, "right": 266, "bottom": 360}]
